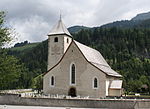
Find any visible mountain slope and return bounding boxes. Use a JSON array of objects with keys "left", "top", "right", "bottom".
[
  {"left": 68, "top": 11, "right": 150, "bottom": 33},
  {"left": 101, "top": 20, "right": 139, "bottom": 28},
  {"left": 136, "top": 19, "right": 150, "bottom": 28},
  {"left": 132, "top": 11, "right": 150, "bottom": 21},
  {"left": 8, "top": 40, "right": 47, "bottom": 76},
  {"left": 100, "top": 11, "right": 150, "bottom": 28},
  {"left": 68, "top": 26, "right": 90, "bottom": 33}
]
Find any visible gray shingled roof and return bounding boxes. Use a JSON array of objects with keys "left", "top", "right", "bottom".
[
  {"left": 74, "top": 41, "right": 122, "bottom": 77},
  {"left": 109, "top": 80, "right": 123, "bottom": 89},
  {"left": 48, "top": 19, "right": 72, "bottom": 37}
]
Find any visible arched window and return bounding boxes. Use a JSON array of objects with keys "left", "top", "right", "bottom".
[
  {"left": 54, "top": 37, "right": 58, "bottom": 42},
  {"left": 70, "top": 64, "right": 76, "bottom": 85},
  {"left": 67, "top": 38, "right": 69, "bottom": 43},
  {"left": 50, "top": 76, "right": 55, "bottom": 87},
  {"left": 93, "top": 77, "right": 98, "bottom": 89}
]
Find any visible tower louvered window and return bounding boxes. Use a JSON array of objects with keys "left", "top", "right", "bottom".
[{"left": 54, "top": 37, "right": 58, "bottom": 42}]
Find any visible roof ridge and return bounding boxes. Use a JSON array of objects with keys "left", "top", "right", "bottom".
[
  {"left": 90, "top": 62, "right": 110, "bottom": 68},
  {"left": 74, "top": 40, "right": 99, "bottom": 53}
]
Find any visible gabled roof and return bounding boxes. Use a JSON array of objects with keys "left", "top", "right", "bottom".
[
  {"left": 48, "top": 18, "right": 72, "bottom": 37},
  {"left": 74, "top": 41, "right": 122, "bottom": 77},
  {"left": 109, "top": 80, "right": 123, "bottom": 89}
]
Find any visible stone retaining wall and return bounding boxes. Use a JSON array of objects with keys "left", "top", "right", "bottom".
[{"left": 0, "top": 94, "right": 150, "bottom": 109}]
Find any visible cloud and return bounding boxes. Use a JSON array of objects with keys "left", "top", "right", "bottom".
[
  {"left": 0, "top": 0, "right": 150, "bottom": 44},
  {"left": 9, "top": 15, "right": 49, "bottom": 42},
  {"left": 92, "top": 0, "right": 150, "bottom": 26}
]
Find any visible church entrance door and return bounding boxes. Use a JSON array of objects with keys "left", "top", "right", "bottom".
[{"left": 68, "top": 87, "right": 76, "bottom": 97}]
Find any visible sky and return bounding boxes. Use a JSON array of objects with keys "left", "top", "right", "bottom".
[{"left": 0, "top": 0, "right": 150, "bottom": 45}]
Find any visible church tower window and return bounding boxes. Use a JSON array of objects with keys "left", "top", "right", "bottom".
[
  {"left": 50, "top": 76, "right": 55, "bottom": 87},
  {"left": 93, "top": 77, "right": 98, "bottom": 89},
  {"left": 54, "top": 37, "right": 58, "bottom": 42},
  {"left": 70, "top": 63, "right": 76, "bottom": 85}
]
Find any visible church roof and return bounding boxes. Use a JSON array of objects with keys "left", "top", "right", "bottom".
[
  {"left": 48, "top": 18, "right": 72, "bottom": 37},
  {"left": 74, "top": 41, "right": 122, "bottom": 77}
]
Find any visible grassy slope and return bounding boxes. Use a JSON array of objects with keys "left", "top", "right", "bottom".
[{"left": 10, "top": 43, "right": 40, "bottom": 51}]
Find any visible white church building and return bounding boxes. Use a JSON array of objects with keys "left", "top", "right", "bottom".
[{"left": 43, "top": 18, "right": 122, "bottom": 98}]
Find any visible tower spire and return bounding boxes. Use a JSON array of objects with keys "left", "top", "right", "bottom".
[
  {"left": 48, "top": 13, "right": 72, "bottom": 37},
  {"left": 60, "top": 10, "right": 62, "bottom": 21}
]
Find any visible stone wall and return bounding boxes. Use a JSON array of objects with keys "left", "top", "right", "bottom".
[{"left": 0, "top": 94, "right": 150, "bottom": 109}]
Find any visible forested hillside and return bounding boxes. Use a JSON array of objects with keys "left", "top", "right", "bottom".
[
  {"left": 8, "top": 40, "right": 47, "bottom": 90},
  {"left": 9, "top": 40, "right": 47, "bottom": 76}
]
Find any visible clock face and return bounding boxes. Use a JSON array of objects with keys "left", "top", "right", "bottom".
[{"left": 51, "top": 45, "right": 61, "bottom": 55}]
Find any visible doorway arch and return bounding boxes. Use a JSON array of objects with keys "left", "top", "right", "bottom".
[{"left": 68, "top": 87, "right": 76, "bottom": 97}]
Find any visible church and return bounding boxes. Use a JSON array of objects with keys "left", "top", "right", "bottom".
[{"left": 43, "top": 17, "right": 123, "bottom": 98}]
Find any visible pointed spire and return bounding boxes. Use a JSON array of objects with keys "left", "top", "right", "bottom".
[
  {"left": 48, "top": 15, "right": 72, "bottom": 37},
  {"left": 60, "top": 12, "right": 62, "bottom": 21}
]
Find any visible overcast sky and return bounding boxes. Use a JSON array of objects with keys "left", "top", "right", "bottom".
[{"left": 0, "top": 0, "right": 150, "bottom": 44}]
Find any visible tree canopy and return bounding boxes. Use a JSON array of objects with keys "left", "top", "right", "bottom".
[
  {"left": 0, "top": 11, "right": 30, "bottom": 90},
  {"left": 0, "top": 11, "right": 11, "bottom": 47}
]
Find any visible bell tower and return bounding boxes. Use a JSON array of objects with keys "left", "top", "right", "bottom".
[{"left": 47, "top": 17, "right": 72, "bottom": 70}]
